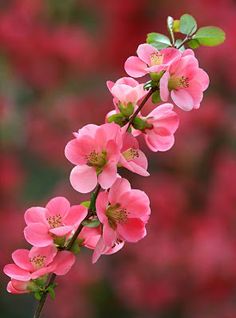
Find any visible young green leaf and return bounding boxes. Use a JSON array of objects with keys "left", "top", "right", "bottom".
[
  {"left": 151, "top": 90, "right": 161, "bottom": 104},
  {"left": 82, "top": 218, "right": 100, "bottom": 228},
  {"left": 187, "top": 39, "right": 200, "bottom": 49},
  {"left": 34, "top": 291, "right": 42, "bottom": 301},
  {"left": 80, "top": 201, "right": 90, "bottom": 208},
  {"left": 147, "top": 32, "right": 171, "bottom": 49},
  {"left": 175, "top": 39, "right": 185, "bottom": 51},
  {"left": 180, "top": 14, "right": 197, "bottom": 35},
  {"left": 47, "top": 286, "right": 56, "bottom": 300},
  {"left": 193, "top": 26, "right": 225, "bottom": 46}
]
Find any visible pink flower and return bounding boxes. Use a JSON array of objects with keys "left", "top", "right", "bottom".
[
  {"left": 107, "top": 77, "right": 147, "bottom": 109},
  {"left": 65, "top": 123, "right": 123, "bottom": 193},
  {"left": 119, "top": 132, "right": 149, "bottom": 176},
  {"left": 142, "top": 103, "right": 179, "bottom": 152},
  {"left": 160, "top": 49, "right": 209, "bottom": 111},
  {"left": 95, "top": 178, "right": 151, "bottom": 248},
  {"left": 79, "top": 226, "right": 124, "bottom": 263},
  {"left": 4, "top": 246, "right": 75, "bottom": 294},
  {"left": 124, "top": 44, "right": 181, "bottom": 78},
  {"left": 24, "top": 197, "right": 87, "bottom": 247}
]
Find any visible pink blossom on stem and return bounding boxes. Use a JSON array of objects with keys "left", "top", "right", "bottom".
[
  {"left": 107, "top": 77, "right": 147, "bottom": 110},
  {"left": 65, "top": 123, "right": 123, "bottom": 193},
  {"left": 95, "top": 177, "right": 151, "bottom": 249},
  {"left": 142, "top": 103, "right": 179, "bottom": 152},
  {"left": 24, "top": 196, "right": 87, "bottom": 247},
  {"left": 160, "top": 49, "right": 209, "bottom": 111},
  {"left": 119, "top": 132, "right": 149, "bottom": 176},
  {"left": 4, "top": 246, "right": 75, "bottom": 294},
  {"left": 79, "top": 226, "right": 124, "bottom": 263},
  {"left": 124, "top": 44, "right": 181, "bottom": 78}
]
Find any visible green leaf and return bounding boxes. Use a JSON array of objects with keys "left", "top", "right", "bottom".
[
  {"left": 70, "top": 240, "right": 81, "bottom": 255},
  {"left": 80, "top": 201, "right": 90, "bottom": 208},
  {"left": 187, "top": 39, "right": 200, "bottom": 49},
  {"left": 146, "top": 32, "right": 171, "bottom": 49},
  {"left": 151, "top": 90, "right": 161, "bottom": 104},
  {"left": 132, "top": 117, "right": 147, "bottom": 131},
  {"left": 119, "top": 102, "right": 134, "bottom": 117},
  {"left": 107, "top": 113, "right": 126, "bottom": 126},
  {"left": 179, "top": 14, "right": 197, "bottom": 35},
  {"left": 175, "top": 39, "right": 185, "bottom": 51},
  {"left": 47, "top": 286, "right": 56, "bottom": 300},
  {"left": 167, "top": 16, "right": 174, "bottom": 33},
  {"left": 82, "top": 218, "right": 100, "bottom": 228},
  {"left": 34, "top": 291, "right": 42, "bottom": 301},
  {"left": 193, "top": 26, "right": 225, "bottom": 46}
]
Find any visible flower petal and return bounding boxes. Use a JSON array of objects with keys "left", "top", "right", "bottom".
[
  {"left": 24, "top": 207, "right": 47, "bottom": 226},
  {"left": 64, "top": 205, "right": 88, "bottom": 227},
  {"left": 12, "top": 250, "right": 32, "bottom": 271},
  {"left": 24, "top": 223, "right": 52, "bottom": 247},
  {"left": 46, "top": 197, "right": 70, "bottom": 218},
  {"left": 96, "top": 191, "right": 109, "bottom": 223},
  {"left": 118, "top": 218, "right": 146, "bottom": 242},
  {"left": 52, "top": 251, "right": 75, "bottom": 275},
  {"left": 70, "top": 165, "right": 97, "bottom": 193},
  {"left": 4, "top": 264, "right": 31, "bottom": 281},
  {"left": 124, "top": 56, "right": 147, "bottom": 78}
]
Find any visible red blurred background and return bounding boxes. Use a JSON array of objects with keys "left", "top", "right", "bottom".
[{"left": 1, "top": 1, "right": 236, "bottom": 317}]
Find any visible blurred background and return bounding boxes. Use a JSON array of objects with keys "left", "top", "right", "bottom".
[{"left": 1, "top": 0, "right": 236, "bottom": 317}]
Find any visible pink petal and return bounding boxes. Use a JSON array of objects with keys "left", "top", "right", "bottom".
[
  {"left": 92, "top": 236, "right": 105, "bottom": 264},
  {"left": 137, "top": 43, "right": 156, "bottom": 64},
  {"left": 98, "top": 162, "right": 117, "bottom": 189},
  {"left": 7, "top": 280, "right": 29, "bottom": 294},
  {"left": 24, "top": 223, "right": 52, "bottom": 247},
  {"left": 108, "top": 177, "right": 131, "bottom": 204},
  {"left": 116, "top": 77, "right": 139, "bottom": 87},
  {"left": 124, "top": 56, "right": 147, "bottom": 78},
  {"left": 70, "top": 165, "right": 97, "bottom": 193},
  {"left": 118, "top": 218, "right": 146, "bottom": 242},
  {"left": 29, "top": 245, "right": 57, "bottom": 266},
  {"left": 106, "top": 80, "right": 114, "bottom": 92},
  {"left": 64, "top": 205, "right": 88, "bottom": 227},
  {"left": 24, "top": 207, "right": 47, "bottom": 226},
  {"left": 195, "top": 68, "right": 209, "bottom": 91},
  {"left": 31, "top": 266, "right": 53, "bottom": 280},
  {"left": 145, "top": 131, "right": 175, "bottom": 152},
  {"left": 160, "top": 71, "right": 170, "bottom": 101},
  {"left": 65, "top": 137, "right": 94, "bottom": 165},
  {"left": 12, "top": 249, "right": 33, "bottom": 271},
  {"left": 79, "top": 226, "right": 101, "bottom": 249},
  {"left": 4, "top": 264, "right": 31, "bottom": 281},
  {"left": 122, "top": 132, "right": 139, "bottom": 150},
  {"left": 49, "top": 225, "right": 73, "bottom": 236},
  {"left": 161, "top": 47, "right": 182, "bottom": 64},
  {"left": 103, "top": 221, "right": 117, "bottom": 247},
  {"left": 78, "top": 124, "right": 98, "bottom": 138},
  {"left": 46, "top": 197, "right": 70, "bottom": 218},
  {"left": 171, "top": 89, "right": 194, "bottom": 111},
  {"left": 96, "top": 191, "right": 109, "bottom": 223},
  {"left": 104, "top": 241, "right": 125, "bottom": 256},
  {"left": 52, "top": 251, "right": 75, "bottom": 275},
  {"left": 111, "top": 84, "right": 138, "bottom": 104},
  {"left": 121, "top": 190, "right": 151, "bottom": 222}
]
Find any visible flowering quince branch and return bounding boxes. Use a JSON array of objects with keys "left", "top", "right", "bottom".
[{"left": 3, "top": 13, "right": 225, "bottom": 318}]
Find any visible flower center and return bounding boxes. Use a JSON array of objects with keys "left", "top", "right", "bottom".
[
  {"left": 86, "top": 150, "right": 107, "bottom": 169},
  {"left": 168, "top": 76, "right": 190, "bottom": 90},
  {"left": 30, "top": 255, "right": 46, "bottom": 269},
  {"left": 122, "top": 148, "right": 139, "bottom": 161},
  {"left": 106, "top": 203, "right": 128, "bottom": 229},
  {"left": 47, "top": 214, "right": 62, "bottom": 228},
  {"left": 150, "top": 52, "right": 164, "bottom": 66}
]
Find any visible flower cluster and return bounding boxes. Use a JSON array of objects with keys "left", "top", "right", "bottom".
[{"left": 3, "top": 12, "right": 225, "bottom": 318}]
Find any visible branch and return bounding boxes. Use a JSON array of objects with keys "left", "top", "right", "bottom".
[{"left": 127, "top": 87, "right": 156, "bottom": 131}]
